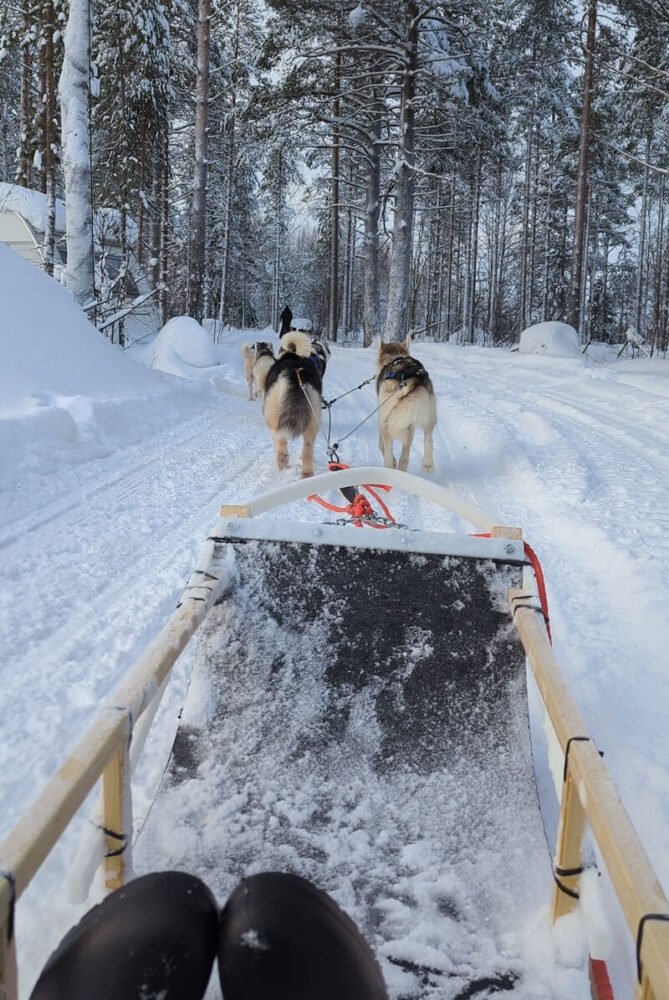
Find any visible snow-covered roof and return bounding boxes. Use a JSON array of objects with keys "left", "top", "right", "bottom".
[
  {"left": 0, "top": 181, "right": 67, "bottom": 234},
  {"left": 0, "top": 182, "right": 138, "bottom": 245}
]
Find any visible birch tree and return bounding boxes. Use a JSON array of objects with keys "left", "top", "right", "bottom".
[
  {"left": 187, "top": 0, "right": 211, "bottom": 322},
  {"left": 59, "top": 0, "right": 95, "bottom": 307}
]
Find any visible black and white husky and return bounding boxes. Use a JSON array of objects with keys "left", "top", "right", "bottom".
[{"left": 263, "top": 331, "right": 322, "bottom": 477}]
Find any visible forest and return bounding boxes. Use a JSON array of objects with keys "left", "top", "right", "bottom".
[{"left": 1, "top": 0, "right": 669, "bottom": 352}]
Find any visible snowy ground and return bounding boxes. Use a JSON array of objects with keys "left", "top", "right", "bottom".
[{"left": 1, "top": 245, "right": 668, "bottom": 997}]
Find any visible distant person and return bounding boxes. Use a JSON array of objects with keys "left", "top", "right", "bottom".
[
  {"left": 30, "top": 870, "right": 388, "bottom": 1000},
  {"left": 279, "top": 304, "right": 292, "bottom": 337}
]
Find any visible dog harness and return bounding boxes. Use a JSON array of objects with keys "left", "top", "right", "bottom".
[{"left": 382, "top": 357, "right": 426, "bottom": 384}]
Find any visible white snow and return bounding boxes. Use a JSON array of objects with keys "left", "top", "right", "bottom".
[
  {"left": 1, "top": 249, "right": 669, "bottom": 1000},
  {"left": 518, "top": 320, "right": 581, "bottom": 357}
]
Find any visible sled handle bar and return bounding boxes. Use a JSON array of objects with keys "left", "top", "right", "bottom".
[{"left": 220, "top": 466, "right": 498, "bottom": 532}]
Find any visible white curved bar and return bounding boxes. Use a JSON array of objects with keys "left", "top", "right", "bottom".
[{"left": 223, "top": 466, "right": 498, "bottom": 531}]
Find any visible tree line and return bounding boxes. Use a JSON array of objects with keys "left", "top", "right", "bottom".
[{"left": 1, "top": 0, "right": 669, "bottom": 352}]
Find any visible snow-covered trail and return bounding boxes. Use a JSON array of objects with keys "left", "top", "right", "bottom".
[{"left": 2, "top": 335, "right": 669, "bottom": 998}]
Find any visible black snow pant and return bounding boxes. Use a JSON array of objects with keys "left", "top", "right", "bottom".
[{"left": 30, "top": 870, "right": 388, "bottom": 1000}]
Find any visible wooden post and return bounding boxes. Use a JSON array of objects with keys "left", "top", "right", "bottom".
[
  {"left": 0, "top": 927, "right": 18, "bottom": 1000},
  {"left": 552, "top": 771, "right": 586, "bottom": 919},
  {"left": 102, "top": 723, "right": 131, "bottom": 891}
]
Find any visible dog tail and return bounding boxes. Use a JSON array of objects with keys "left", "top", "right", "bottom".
[{"left": 280, "top": 331, "right": 313, "bottom": 359}]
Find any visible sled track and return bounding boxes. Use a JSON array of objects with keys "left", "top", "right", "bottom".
[{"left": 137, "top": 534, "right": 575, "bottom": 998}]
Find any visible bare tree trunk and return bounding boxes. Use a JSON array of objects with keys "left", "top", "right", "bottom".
[
  {"left": 272, "top": 150, "right": 283, "bottom": 332},
  {"left": 159, "top": 127, "right": 170, "bottom": 324},
  {"left": 217, "top": 121, "right": 235, "bottom": 328},
  {"left": 342, "top": 163, "right": 354, "bottom": 335},
  {"left": 519, "top": 111, "right": 533, "bottom": 332},
  {"left": 462, "top": 149, "right": 481, "bottom": 343},
  {"left": 362, "top": 99, "right": 382, "bottom": 346},
  {"left": 328, "top": 50, "right": 341, "bottom": 343},
  {"left": 445, "top": 173, "right": 456, "bottom": 335},
  {"left": 18, "top": 0, "right": 33, "bottom": 186},
  {"left": 488, "top": 160, "right": 503, "bottom": 340},
  {"left": 385, "top": 2, "right": 418, "bottom": 342},
  {"left": 59, "top": 0, "right": 95, "bottom": 308},
  {"left": 568, "top": 0, "right": 597, "bottom": 336},
  {"left": 635, "top": 133, "right": 651, "bottom": 337},
  {"left": 187, "top": 0, "right": 211, "bottom": 323},
  {"left": 43, "top": 0, "right": 57, "bottom": 276}
]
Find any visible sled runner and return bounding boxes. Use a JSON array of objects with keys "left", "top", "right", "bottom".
[{"left": 1, "top": 468, "right": 668, "bottom": 1000}]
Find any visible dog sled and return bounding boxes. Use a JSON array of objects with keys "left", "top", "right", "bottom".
[{"left": 1, "top": 468, "right": 669, "bottom": 999}]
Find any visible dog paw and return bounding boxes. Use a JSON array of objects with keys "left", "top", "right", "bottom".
[{"left": 423, "top": 462, "right": 434, "bottom": 472}]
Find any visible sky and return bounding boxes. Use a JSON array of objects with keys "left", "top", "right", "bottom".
[{"left": 1, "top": 242, "right": 668, "bottom": 999}]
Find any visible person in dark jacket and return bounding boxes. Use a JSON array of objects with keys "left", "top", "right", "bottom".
[{"left": 279, "top": 304, "right": 292, "bottom": 336}]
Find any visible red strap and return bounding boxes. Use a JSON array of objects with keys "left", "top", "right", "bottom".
[
  {"left": 306, "top": 462, "right": 396, "bottom": 527},
  {"left": 471, "top": 533, "right": 552, "bottom": 643}
]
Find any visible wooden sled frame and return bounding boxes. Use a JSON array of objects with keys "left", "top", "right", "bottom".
[{"left": 1, "top": 467, "right": 668, "bottom": 1000}]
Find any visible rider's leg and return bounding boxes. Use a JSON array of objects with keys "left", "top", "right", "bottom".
[
  {"left": 30, "top": 871, "right": 219, "bottom": 1000},
  {"left": 218, "top": 871, "right": 388, "bottom": 1000}
]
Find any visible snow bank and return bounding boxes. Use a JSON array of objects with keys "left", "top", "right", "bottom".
[
  {"left": 149, "top": 316, "right": 224, "bottom": 376},
  {"left": 519, "top": 322, "right": 581, "bottom": 358},
  {"left": 0, "top": 245, "right": 221, "bottom": 490}
]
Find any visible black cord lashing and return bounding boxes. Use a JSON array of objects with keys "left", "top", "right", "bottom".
[
  {"left": 511, "top": 598, "right": 548, "bottom": 626},
  {"left": 636, "top": 912, "right": 669, "bottom": 983},
  {"left": 100, "top": 824, "right": 128, "bottom": 859},
  {"left": 1, "top": 869, "right": 16, "bottom": 941},
  {"left": 563, "top": 736, "right": 591, "bottom": 782},
  {"left": 552, "top": 863, "right": 585, "bottom": 901}
]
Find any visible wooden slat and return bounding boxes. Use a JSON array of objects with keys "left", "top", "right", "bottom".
[
  {"left": 0, "top": 922, "right": 17, "bottom": 1000},
  {"left": 102, "top": 728, "right": 131, "bottom": 890},
  {"left": 219, "top": 503, "right": 251, "bottom": 517},
  {"left": 552, "top": 772, "right": 587, "bottom": 920},
  {"left": 491, "top": 526, "right": 523, "bottom": 540},
  {"left": 511, "top": 591, "right": 669, "bottom": 998}
]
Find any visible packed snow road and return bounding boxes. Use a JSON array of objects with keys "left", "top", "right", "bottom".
[{"left": 1, "top": 332, "right": 668, "bottom": 997}]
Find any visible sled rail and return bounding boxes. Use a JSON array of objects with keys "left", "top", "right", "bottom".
[{"left": 512, "top": 591, "right": 669, "bottom": 1000}]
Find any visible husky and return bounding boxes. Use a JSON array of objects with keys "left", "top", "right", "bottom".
[
  {"left": 263, "top": 331, "right": 322, "bottom": 477},
  {"left": 242, "top": 341, "right": 275, "bottom": 400},
  {"left": 376, "top": 336, "right": 437, "bottom": 472}
]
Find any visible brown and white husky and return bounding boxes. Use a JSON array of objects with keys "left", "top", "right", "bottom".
[
  {"left": 376, "top": 336, "right": 437, "bottom": 472},
  {"left": 241, "top": 341, "right": 275, "bottom": 400},
  {"left": 263, "top": 331, "right": 322, "bottom": 477}
]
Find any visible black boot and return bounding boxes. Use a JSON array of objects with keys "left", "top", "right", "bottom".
[
  {"left": 218, "top": 871, "right": 388, "bottom": 1000},
  {"left": 30, "top": 871, "right": 219, "bottom": 1000}
]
